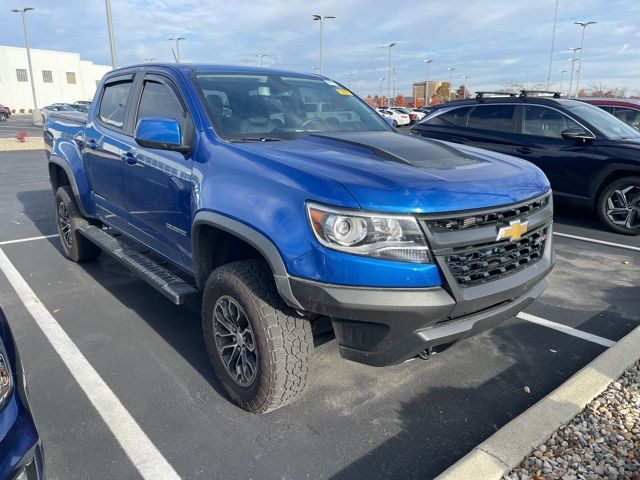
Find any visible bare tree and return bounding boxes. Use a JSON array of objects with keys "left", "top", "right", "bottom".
[
  {"left": 503, "top": 81, "right": 550, "bottom": 93},
  {"left": 579, "top": 82, "right": 628, "bottom": 98}
]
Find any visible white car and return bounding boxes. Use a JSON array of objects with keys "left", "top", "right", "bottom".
[
  {"left": 407, "top": 108, "right": 427, "bottom": 121},
  {"left": 389, "top": 107, "right": 424, "bottom": 124},
  {"left": 376, "top": 108, "right": 410, "bottom": 127}
]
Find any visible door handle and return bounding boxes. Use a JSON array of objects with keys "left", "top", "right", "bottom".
[
  {"left": 515, "top": 147, "right": 533, "bottom": 155},
  {"left": 86, "top": 139, "right": 99, "bottom": 150},
  {"left": 121, "top": 152, "right": 139, "bottom": 166}
]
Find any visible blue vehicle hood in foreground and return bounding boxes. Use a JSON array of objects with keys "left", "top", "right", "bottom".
[{"left": 233, "top": 131, "right": 550, "bottom": 213}]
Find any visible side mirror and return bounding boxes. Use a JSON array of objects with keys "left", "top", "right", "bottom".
[
  {"left": 561, "top": 127, "right": 595, "bottom": 141},
  {"left": 135, "top": 117, "right": 189, "bottom": 153}
]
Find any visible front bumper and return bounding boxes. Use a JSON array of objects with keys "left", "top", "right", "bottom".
[{"left": 288, "top": 227, "right": 554, "bottom": 366}]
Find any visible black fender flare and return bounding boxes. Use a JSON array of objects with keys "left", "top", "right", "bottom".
[
  {"left": 191, "top": 211, "right": 302, "bottom": 309},
  {"left": 48, "top": 155, "right": 90, "bottom": 217},
  {"left": 588, "top": 162, "right": 640, "bottom": 206}
]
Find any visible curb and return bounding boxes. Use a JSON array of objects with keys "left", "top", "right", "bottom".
[{"left": 436, "top": 324, "right": 640, "bottom": 480}]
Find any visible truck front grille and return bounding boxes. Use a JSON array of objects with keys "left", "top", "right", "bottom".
[
  {"left": 442, "top": 227, "right": 548, "bottom": 287},
  {"left": 429, "top": 195, "right": 550, "bottom": 232}
]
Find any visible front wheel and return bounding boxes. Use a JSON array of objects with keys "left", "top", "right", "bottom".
[
  {"left": 0, "top": 112, "right": 7, "bottom": 121},
  {"left": 597, "top": 177, "right": 640, "bottom": 235},
  {"left": 202, "top": 259, "right": 313, "bottom": 413}
]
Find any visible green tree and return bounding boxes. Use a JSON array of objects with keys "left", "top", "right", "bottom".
[{"left": 434, "top": 82, "right": 450, "bottom": 103}]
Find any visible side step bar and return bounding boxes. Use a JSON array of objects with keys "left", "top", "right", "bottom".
[{"left": 79, "top": 225, "right": 198, "bottom": 305}]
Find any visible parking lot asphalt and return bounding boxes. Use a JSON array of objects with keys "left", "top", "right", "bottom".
[
  {"left": 0, "top": 115, "right": 43, "bottom": 139},
  {"left": 0, "top": 150, "right": 638, "bottom": 479}
]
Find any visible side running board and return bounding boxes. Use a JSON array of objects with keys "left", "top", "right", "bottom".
[{"left": 79, "top": 225, "right": 198, "bottom": 305}]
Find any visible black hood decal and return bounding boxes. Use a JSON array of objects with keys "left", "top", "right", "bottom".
[{"left": 310, "top": 131, "right": 481, "bottom": 170}]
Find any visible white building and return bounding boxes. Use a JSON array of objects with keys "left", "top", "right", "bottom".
[{"left": 0, "top": 45, "right": 111, "bottom": 112}]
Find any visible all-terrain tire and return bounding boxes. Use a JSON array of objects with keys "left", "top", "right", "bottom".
[
  {"left": 54, "top": 186, "right": 102, "bottom": 261},
  {"left": 202, "top": 259, "right": 313, "bottom": 413},
  {"left": 596, "top": 176, "right": 640, "bottom": 236}
]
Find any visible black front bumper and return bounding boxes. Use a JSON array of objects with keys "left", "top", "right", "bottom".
[{"left": 288, "top": 227, "right": 554, "bottom": 366}]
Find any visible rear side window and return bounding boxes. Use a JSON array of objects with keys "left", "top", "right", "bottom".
[
  {"left": 426, "top": 106, "right": 472, "bottom": 127},
  {"left": 137, "top": 79, "right": 193, "bottom": 144},
  {"left": 467, "top": 105, "right": 515, "bottom": 133},
  {"left": 99, "top": 80, "right": 133, "bottom": 128},
  {"left": 613, "top": 107, "right": 640, "bottom": 126}
]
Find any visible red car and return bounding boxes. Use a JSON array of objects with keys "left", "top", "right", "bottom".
[
  {"left": 0, "top": 104, "right": 11, "bottom": 122},
  {"left": 581, "top": 98, "right": 640, "bottom": 129}
]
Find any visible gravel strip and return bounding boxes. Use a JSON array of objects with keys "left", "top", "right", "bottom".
[
  {"left": 505, "top": 360, "right": 640, "bottom": 480},
  {"left": 0, "top": 137, "right": 44, "bottom": 151}
]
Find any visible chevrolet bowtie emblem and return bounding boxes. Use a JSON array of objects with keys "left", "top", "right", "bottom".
[{"left": 496, "top": 219, "right": 529, "bottom": 241}]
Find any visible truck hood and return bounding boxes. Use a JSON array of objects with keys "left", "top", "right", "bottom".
[{"left": 232, "top": 131, "right": 550, "bottom": 213}]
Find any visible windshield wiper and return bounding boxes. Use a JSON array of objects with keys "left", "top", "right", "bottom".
[{"left": 228, "top": 136, "right": 282, "bottom": 143}]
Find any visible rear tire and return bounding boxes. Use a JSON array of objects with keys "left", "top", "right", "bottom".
[
  {"left": 202, "top": 259, "right": 313, "bottom": 413},
  {"left": 596, "top": 177, "right": 640, "bottom": 236},
  {"left": 54, "top": 186, "right": 102, "bottom": 261},
  {"left": 0, "top": 112, "right": 7, "bottom": 121}
]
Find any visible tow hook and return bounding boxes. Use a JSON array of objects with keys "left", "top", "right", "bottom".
[{"left": 417, "top": 346, "right": 434, "bottom": 360}]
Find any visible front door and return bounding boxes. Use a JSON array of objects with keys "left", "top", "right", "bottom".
[
  {"left": 124, "top": 74, "right": 195, "bottom": 268},
  {"left": 512, "top": 104, "right": 595, "bottom": 197}
]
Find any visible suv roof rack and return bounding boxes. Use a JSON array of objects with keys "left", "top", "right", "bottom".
[
  {"left": 475, "top": 91, "right": 518, "bottom": 99},
  {"left": 519, "top": 90, "right": 561, "bottom": 98}
]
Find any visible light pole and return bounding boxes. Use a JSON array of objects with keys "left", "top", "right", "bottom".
[
  {"left": 104, "top": 0, "right": 117, "bottom": 68},
  {"left": 392, "top": 67, "right": 396, "bottom": 105},
  {"left": 169, "top": 37, "right": 185, "bottom": 63},
  {"left": 11, "top": 7, "right": 38, "bottom": 115},
  {"left": 383, "top": 43, "right": 396, "bottom": 107},
  {"left": 574, "top": 21, "right": 597, "bottom": 98},
  {"left": 255, "top": 53, "right": 268, "bottom": 67},
  {"left": 558, "top": 69, "right": 567, "bottom": 95},
  {"left": 567, "top": 47, "right": 581, "bottom": 97},
  {"left": 447, "top": 66, "right": 455, "bottom": 101},
  {"left": 423, "top": 59, "right": 433, "bottom": 106},
  {"left": 546, "top": 0, "right": 559, "bottom": 87},
  {"left": 312, "top": 14, "right": 335, "bottom": 75},
  {"left": 462, "top": 75, "right": 470, "bottom": 99},
  {"left": 379, "top": 78, "right": 385, "bottom": 105}
]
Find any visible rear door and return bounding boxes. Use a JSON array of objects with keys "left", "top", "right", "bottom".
[
  {"left": 124, "top": 73, "right": 195, "bottom": 267},
  {"left": 512, "top": 104, "right": 596, "bottom": 197},
  {"left": 83, "top": 74, "right": 136, "bottom": 230},
  {"left": 460, "top": 104, "right": 519, "bottom": 155}
]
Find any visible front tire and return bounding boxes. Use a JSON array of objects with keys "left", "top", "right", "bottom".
[
  {"left": 202, "top": 259, "right": 313, "bottom": 413},
  {"left": 54, "top": 186, "right": 102, "bottom": 261},
  {"left": 597, "top": 177, "right": 640, "bottom": 235},
  {"left": 0, "top": 112, "right": 7, "bottom": 121}
]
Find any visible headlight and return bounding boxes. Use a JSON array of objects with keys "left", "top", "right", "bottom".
[
  {"left": 0, "top": 343, "right": 13, "bottom": 409},
  {"left": 306, "top": 202, "right": 431, "bottom": 263}
]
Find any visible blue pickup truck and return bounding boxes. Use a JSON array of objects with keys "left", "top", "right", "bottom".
[{"left": 44, "top": 64, "right": 554, "bottom": 413}]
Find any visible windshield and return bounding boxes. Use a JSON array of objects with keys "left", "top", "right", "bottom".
[
  {"left": 563, "top": 101, "right": 640, "bottom": 140},
  {"left": 196, "top": 72, "right": 389, "bottom": 141}
]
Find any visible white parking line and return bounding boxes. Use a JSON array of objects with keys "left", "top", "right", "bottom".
[
  {"left": 517, "top": 312, "right": 616, "bottom": 348},
  {"left": 0, "top": 234, "right": 57, "bottom": 246},
  {"left": 554, "top": 232, "right": 640, "bottom": 253},
  {"left": 0, "top": 248, "right": 181, "bottom": 480}
]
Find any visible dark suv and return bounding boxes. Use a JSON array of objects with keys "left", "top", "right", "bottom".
[{"left": 411, "top": 91, "right": 640, "bottom": 235}]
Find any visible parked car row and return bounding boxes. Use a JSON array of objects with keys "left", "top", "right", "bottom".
[
  {"left": 40, "top": 101, "right": 91, "bottom": 121},
  {"left": 411, "top": 91, "right": 640, "bottom": 235}
]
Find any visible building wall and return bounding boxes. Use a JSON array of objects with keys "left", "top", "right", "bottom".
[
  {"left": 0, "top": 46, "right": 111, "bottom": 112},
  {"left": 412, "top": 80, "right": 443, "bottom": 107}
]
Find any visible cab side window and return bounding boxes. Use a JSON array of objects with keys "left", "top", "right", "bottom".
[
  {"left": 137, "top": 80, "right": 194, "bottom": 146},
  {"left": 467, "top": 105, "right": 516, "bottom": 133},
  {"left": 521, "top": 105, "right": 581, "bottom": 138},
  {"left": 99, "top": 80, "right": 133, "bottom": 128}
]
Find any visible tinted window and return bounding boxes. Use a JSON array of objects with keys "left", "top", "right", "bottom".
[
  {"left": 613, "top": 107, "right": 640, "bottom": 127},
  {"left": 137, "top": 80, "right": 193, "bottom": 144},
  {"left": 425, "top": 106, "right": 472, "bottom": 127},
  {"left": 467, "top": 105, "right": 516, "bottom": 133},
  {"left": 599, "top": 106, "right": 615, "bottom": 114},
  {"left": 521, "top": 105, "right": 581, "bottom": 138},
  {"left": 99, "top": 80, "right": 133, "bottom": 128}
]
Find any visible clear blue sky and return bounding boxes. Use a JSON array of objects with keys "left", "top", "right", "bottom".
[{"left": 1, "top": 0, "right": 638, "bottom": 97}]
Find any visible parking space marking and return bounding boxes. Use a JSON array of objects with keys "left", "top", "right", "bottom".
[
  {"left": 0, "top": 234, "right": 57, "bottom": 246},
  {"left": 553, "top": 232, "right": 640, "bottom": 253},
  {"left": 0, "top": 248, "right": 181, "bottom": 480},
  {"left": 517, "top": 312, "right": 616, "bottom": 347}
]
